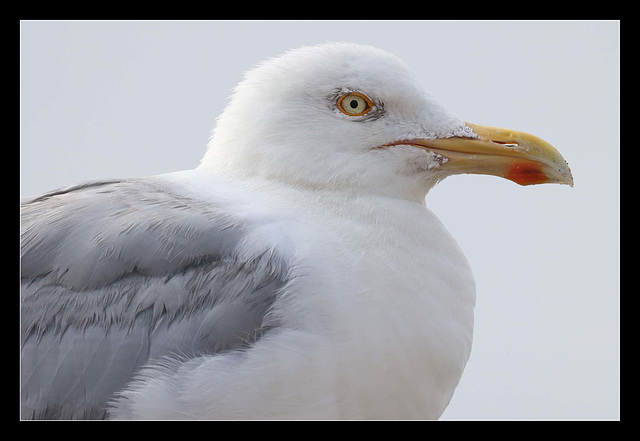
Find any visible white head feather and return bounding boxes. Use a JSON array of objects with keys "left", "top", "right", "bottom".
[{"left": 198, "top": 43, "right": 476, "bottom": 202}]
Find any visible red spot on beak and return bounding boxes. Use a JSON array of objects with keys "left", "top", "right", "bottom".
[{"left": 505, "top": 161, "right": 549, "bottom": 186}]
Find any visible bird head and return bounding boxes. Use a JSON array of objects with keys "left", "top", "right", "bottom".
[{"left": 199, "top": 43, "right": 573, "bottom": 201}]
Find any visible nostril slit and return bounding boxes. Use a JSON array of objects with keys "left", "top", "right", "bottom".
[{"left": 493, "top": 140, "right": 519, "bottom": 148}]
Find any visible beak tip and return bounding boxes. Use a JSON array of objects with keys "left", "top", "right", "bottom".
[
  {"left": 547, "top": 167, "right": 574, "bottom": 188},
  {"left": 466, "top": 121, "right": 574, "bottom": 189},
  {"left": 566, "top": 172, "right": 575, "bottom": 187},
  {"left": 558, "top": 162, "right": 574, "bottom": 188}
]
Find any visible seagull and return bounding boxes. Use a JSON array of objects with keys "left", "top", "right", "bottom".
[{"left": 20, "top": 42, "right": 573, "bottom": 420}]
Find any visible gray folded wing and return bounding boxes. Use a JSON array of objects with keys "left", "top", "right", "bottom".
[{"left": 20, "top": 177, "right": 291, "bottom": 419}]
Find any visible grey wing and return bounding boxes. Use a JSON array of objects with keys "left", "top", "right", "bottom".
[{"left": 20, "top": 177, "right": 291, "bottom": 419}]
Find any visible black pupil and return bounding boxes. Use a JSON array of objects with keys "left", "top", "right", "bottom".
[{"left": 349, "top": 99, "right": 359, "bottom": 109}]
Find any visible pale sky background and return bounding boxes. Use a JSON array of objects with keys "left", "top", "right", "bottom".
[{"left": 19, "top": 20, "right": 620, "bottom": 420}]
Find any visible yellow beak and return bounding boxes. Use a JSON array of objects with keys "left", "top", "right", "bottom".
[{"left": 393, "top": 122, "right": 574, "bottom": 186}]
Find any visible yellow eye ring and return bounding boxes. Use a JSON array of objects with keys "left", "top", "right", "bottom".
[{"left": 337, "top": 92, "right": 374, "bottom": 116}]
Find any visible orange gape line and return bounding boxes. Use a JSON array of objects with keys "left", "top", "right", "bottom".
[{"left": 505, "top": 161, "right": 549, "bottom": 186}]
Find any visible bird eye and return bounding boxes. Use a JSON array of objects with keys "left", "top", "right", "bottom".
[{"left": 337, "top": 92, "right": 374, "bottom": 116}]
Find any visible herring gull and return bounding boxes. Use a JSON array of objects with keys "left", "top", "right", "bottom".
[{"left": 20, "top": 43, "right": 573, "bottom": 420}]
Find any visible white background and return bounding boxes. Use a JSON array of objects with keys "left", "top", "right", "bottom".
[{"left": 20, "top": 20, "right": 620, "bottom": 420}]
